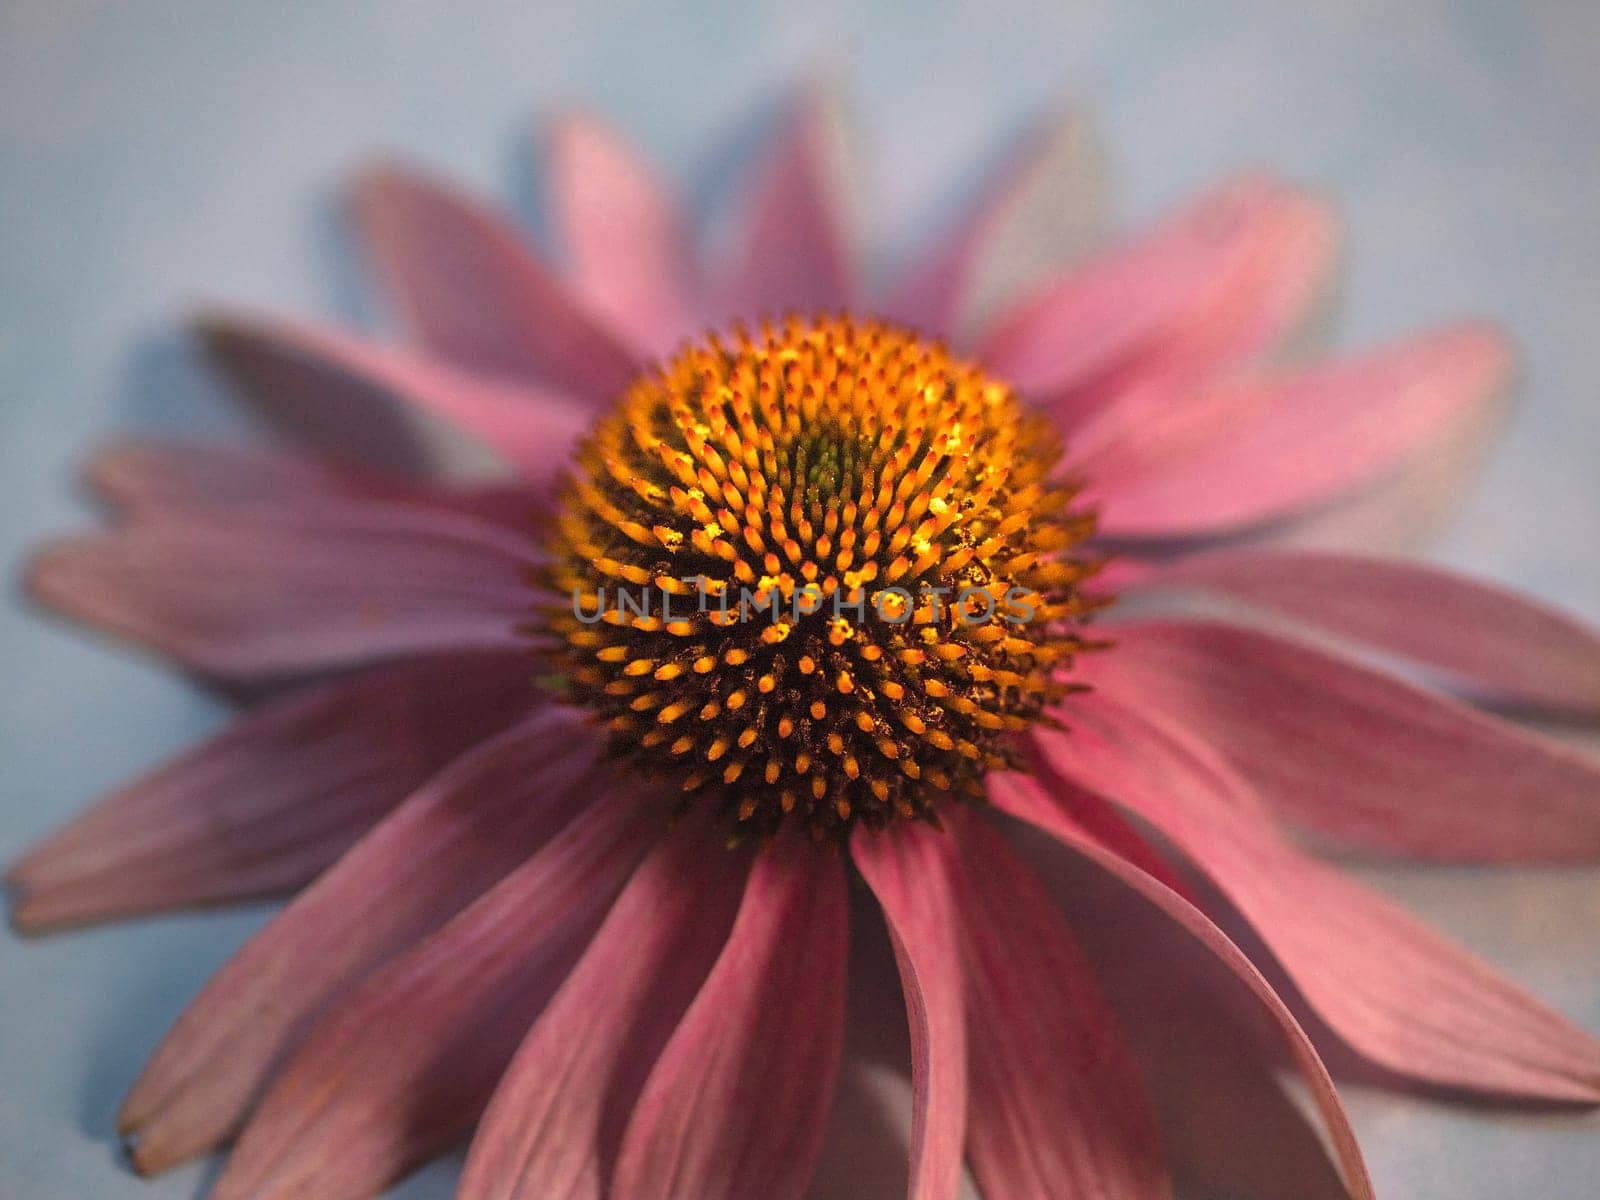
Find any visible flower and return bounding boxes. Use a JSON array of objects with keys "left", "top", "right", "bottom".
[{"left": 10, "top": 93, "right": 1600, "bottom": 1200}]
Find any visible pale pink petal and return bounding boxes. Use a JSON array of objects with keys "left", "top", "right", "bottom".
[
  {"left": 1091, "top": 620, "right": 1600, "bottom": 862},
  {"left": 1082, "top": 324, "right": 1514, "bottom": 538},
  {"left": 116, "top": 709, "right": 601, "bottom": 1173},
  {"left": 85, "top": 439, "right": 541, "bottom": 528},
  {"left": 6, "top": 652, "right": 533, "bottom": 932},
  {"left": 1129, "top": 549, "right": 1600, "bottom": 716},
  {"left": 851, "top": 822, "right": 967, "bottom": 1200},
  {"left": 1230, "top": 384, "right": 1507, "bottom": 556},
  {"left": 27, "top": 501, "right": 538, "bottom": 682},
  {"left": 611, "top": 837, "right": 848, "bottom": 1200},
  {"left": 209, "top": 787, "right": 657, "bottom": 1200},
  {"left": 1036, "top": 683, "right": 1600, "bottom": 1103},
  {"left": 713, "top": 94, "right": 855, "bottom": 320},
  {"left": 976, "top": 174, "right": 1319, "bottom": 395},
  {"left": 879, "top": 109, "right": 1105, "bottom": 341},
  {"left": 201, "top": 314, "right": 591, "bottom": 484},
  {"left": 948, "top": 811, "right": 1170, "bottom": 1200},
  {"left": 1045, "top": 184, "right": 1335, "bottom": 433},
  {"left": 548, "top": 114, "right": 700, "bottom": 357},
  {"left": 989, "top": 772, "right": 1374, "bottom": 1200},
  {"left": 353, "top": 163, "right": 639, "bottom": 399},
  {"left": 456, "top": 819, "right": 749, "bottom": 1200}
]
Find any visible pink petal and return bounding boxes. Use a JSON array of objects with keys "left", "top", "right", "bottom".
[
  {"left": 1047, "top": 182, "right": 1335, "bottom": 433},
  {"left": 1036, "top": 682, "right": 1600, "bottom": 1103},
  {"left": 353, "top": 163, "right": 639, "bottom": 399},
  {"left": 87, "top": 438, "right": 379, "bottom": 510},
  {"left": 948, "top": 811, "right": 1170, "bottom": 1200},
  {"left": 879, "top": 109, "right": 1105, "bottom": 341},
  {"left": 1225, "top": 388, "right": 1506, "bottom": 556},
  {"left": 116, "top": 709, "right": 601, "bottom": 1174},
  {"left": 456, "top": 818, "right": 749, "bottom": 1200},
  {"left": 1028, "top": 838, "right": 1353, "bottom": 1200},
  {"left": 851, "top": 822, "right": 968, "bottom": 1200},
  {"left": 1091, "top": 620, "right": 1600, "bottom": 862},
  {"left": 976, "top": 174, "right": 1320, "bottom": 395},
  {"left": 6, "top": 652, "right": 533, "bottom": 932},
  {"left": 713, "top": 93, "right": 855, "bottom": 321},
  {"left": 548, "top": 114, "right": 700, "bottom": 358},
  {"left": 85, "top": 438, "right": 541, "bottom": 528},
  {"left": 989, "top": 772, "right": 1374, "bottom": 1200},
  {"left": 209, "top": 787, "right": 657, "bottom": 1200},
  {"left": 1130, "top": 549, "right": 1600, "bottom": 716},
  {"left": 201, "top": 314, "right": 592, "bottom": 484},
  {"left": 27, "top": 500, "right": 537, "bottom": 683},
  {"left": 611, "top": 837, "right": 848, "bottom": 1200},
  {"left": 1082, "top": 324, "right": 1514, "bottom": 538}
]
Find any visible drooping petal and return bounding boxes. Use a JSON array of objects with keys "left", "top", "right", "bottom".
[
  {"left": 713, "top": 93, "right": 855, "bottom": 321},
  {"left": 548, "top": 114, "right": 700, "bottom": 357},
  {"left": 1082, "top": 324, "right": 1514, "bottom": 539},
  {"left": 353, "top": 163, "right": 639, "bottom": 399},
  {"left": 84, "top": 438, "right": 541, "bottom": 528},
  {"left": 611, "top": 836, "right": 848, "bottom": 1200},
  {"left": 1035, "top": 685, "right": 1600, "bottom": 1103},
  {"left": 6, "top": 652, "right": 533, "bottom": 932},
  {"left": 116, "top": 710, "right": 601, "bottom": 1174},
  {"left": 948, "top": 811, "right": 1170, "bottom": 1200},
  {"left": 976, "top": 174, "right": 1321, "bottom": 396},
  {"left": 879, "top": 109, "right": 1105, "bottom": 341},
  {"left": 989, "top": 772, "right": 1374, "bottom": 1200},
  {"left": 1091, "top": 620, "right": 1600, "bottom": 862},
  {"left": 456, "top": 818, "right": 749, "bottom": 1200},
  {"left": 851, "top": 822, "right": 967, "bottom": 1200},
  {"left": 1129, "top": 549, "right": 1600, "bottom": 716},
  {"left": 27, "top": 500, "right": 538, "bottom": 682},
  {"left": 1005, "top": 800, "right": 1356, "bottom": 1200},
  {"left": 209, "top": 787, "right": 656, "bottom": 1200},
  {"left": 201, "top": 314, "right": 591, "bottom": 483}
]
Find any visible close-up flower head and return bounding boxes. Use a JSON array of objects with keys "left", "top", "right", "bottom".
[{"left": 3, "top": 7, "right": 1598, "bottom": 1200}]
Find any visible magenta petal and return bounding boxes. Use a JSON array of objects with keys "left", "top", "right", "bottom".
[
  {"left": 353, "top": 163, "right": 638, "bottom": 399},
  {"left": 86, "top": 437, "right": 544, "bottom": 530},
  {"left": 209, "top": 788, "right": 656, "bottom": 1200},
  {"left": 851, "top": 822, "right": 967, "bottom": 1200},
  {"left": 27, "top": 500, "right": 537, "bottom": 683},
  {"left": 116, "top": 710, "right": 600, "bottom": 1173},
  {"left": 1131, "top": 549, "right": 1600, "bottom": 716},
  {"left": 713, "top": 93, "right": 855, "bottom": 321},
  {"left": 879, "top": 109, "right": 1105, "bottom": 341},
  {"left": 456, "top": 819, "right": 749, "bottom": 1200},
  {"left": 976, "top": 174, "right": 1318, "bottom": 395},
  {"left": 1093, "top": 620, "right": 1600, "bottom": 862},
  {"left": 201, "top": 314, "right": 591, "bottom": 484},
  {"left": 989, "top": 772, "right": 1375, "bottom": 1200},
  {"left": 948, "top": 811, "right": 1171, "bottom": 1200},
  {"left": 611, "top": 837, "right": 848, "bottom": 1200},
  {"left": 7, "top": 653, "right": 532, "bottom": 932},
  {"left": 1036, "top": 683, "right": 1600, "bottom": 1104},
  {"left": 1084, "top": 324, "right": 1514, "bottom": 538},
  {"left": 548, "top": 114, "right": 700, "bottom": 357}
]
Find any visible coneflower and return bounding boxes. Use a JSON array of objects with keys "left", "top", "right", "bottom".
[{"left": 12, "top": 96, "right": 1600, "bottom": 1200}]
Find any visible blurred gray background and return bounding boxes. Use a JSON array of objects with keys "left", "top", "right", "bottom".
[{"left": 2, "top": 1, "right": 1597, "bottom": 1197}]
